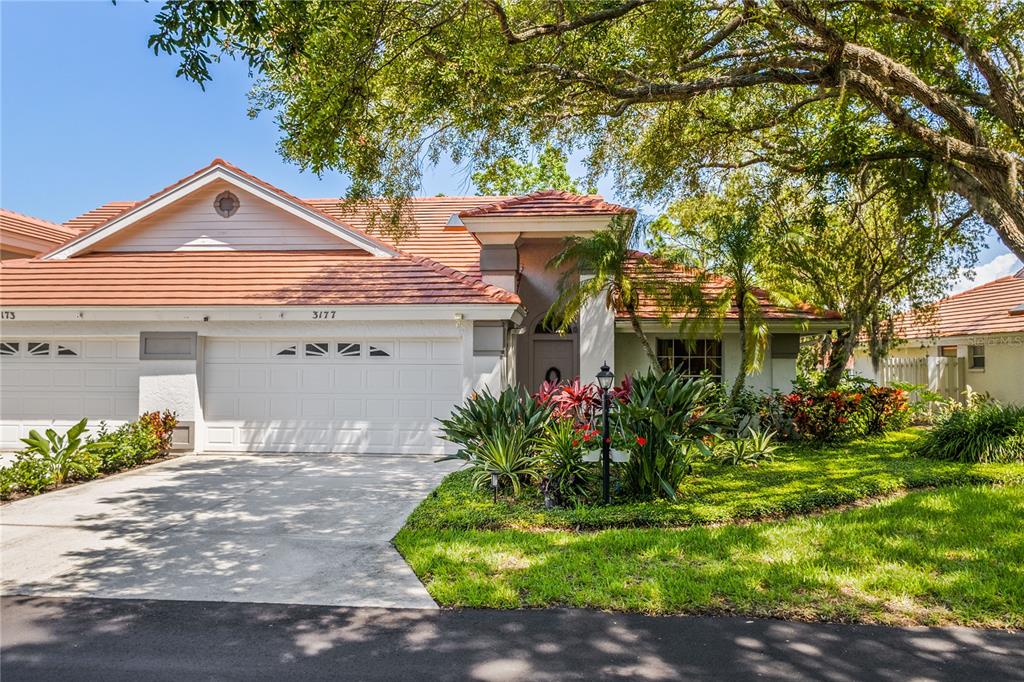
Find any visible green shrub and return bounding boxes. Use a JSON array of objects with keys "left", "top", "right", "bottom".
[
  {"left": 714, "top": 426, "right": 780, "bottom": 466},
  {"left": 914, "top": 403, "right": 1024, "bottom": 463},
  {"left": 465, "top": 423, "right": 541, "bottom": 496},
  {"left": 1, "top": 454, "right": 52, "bottom": 498},
  {"left": 19, "top": 419, "right": 104, "bottom": 486},
  {"left": 615, "top": 371, "right": 731, "bottom": 500},
  {"left": 538, "top": 417, "right": 595, "bottom": 506},
  {"left": 93, "top": 420, "right": 162, "bottom": 472},
  {"left": 437, "top": 387, "right": 552, "bottom": 462}
]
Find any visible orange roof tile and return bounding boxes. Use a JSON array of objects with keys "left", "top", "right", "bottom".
[
  {"left": 893, "top": 273, "right": 1024, "bottom": 339},
  {"left": 1, "top": 208, "right": 79, "bottom": 247},
  {"left": 52, "top": 159, "right": 399, "bottom": 258},
  {"left": 63, "top": 201, "right": 135, "bottom": 233},
  {"left": 309, "top": 196, "right": 504, "bottom": 274},
  {"left": 459, "top": 189, "right": 633, "bottom": 218},
  {"left": 0, "top": 251, "right": 520, "bottom": 307},
  {"left": 621, "top": 253, "right": 840, "bottom": 322}
]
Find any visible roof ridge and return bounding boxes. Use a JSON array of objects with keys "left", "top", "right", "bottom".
[
  {"left": 458, "top": 190, "right": 632, "bottom": 218},
  {"left": 407, "top": 254, "right": 520, "bottom": 305}
]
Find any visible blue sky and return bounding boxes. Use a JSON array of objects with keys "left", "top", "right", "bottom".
[{"left": 1, "top": 0, "right": 1018, "bottom": 290}]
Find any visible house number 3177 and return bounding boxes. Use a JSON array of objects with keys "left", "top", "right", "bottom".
[{"left": 312, "top": 311, "right": 336, "bottom": 320}]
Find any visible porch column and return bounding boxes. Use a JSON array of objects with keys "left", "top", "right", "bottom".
[{"left": 579, "top": 274, "right": 616, "bottom": 382}]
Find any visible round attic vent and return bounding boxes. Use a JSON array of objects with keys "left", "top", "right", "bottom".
[{"left": 214, "top": 191, "right": 240, "bottom": 218}]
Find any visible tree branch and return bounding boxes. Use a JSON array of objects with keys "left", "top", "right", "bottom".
[{"left": 483, "top": 0, "right": 656, "bottom": 44}]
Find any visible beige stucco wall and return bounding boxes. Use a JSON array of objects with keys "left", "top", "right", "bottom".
[
  {"left": 963, "top": 342, "right": 1024, "bottom": 404},
  {"left": 853, "top": 336, "right": 1024, "bottom": 405},
  {"left": 614, "top": 331, "right": 797, "bottom": 394},
  {"left": 514, "top": 238, "right": 577, "bottom": 384}
]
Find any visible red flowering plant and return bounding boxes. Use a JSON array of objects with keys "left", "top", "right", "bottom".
[
  {"left": 533, "top": 377, "right": 600, "bottom": 425},
  {"left": 537, "top": 417, "right": 598, "bottom": 506},
  {"left": 613, "top": 370, "right": 730, "bottom": 500}
]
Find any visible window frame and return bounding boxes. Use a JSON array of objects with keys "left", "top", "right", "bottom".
[
  {"left": 655, "top": 337, "right": 722, "bottom": 381},
  {"left": 967, "top": 344, "right": 986, "bottom": 371}
]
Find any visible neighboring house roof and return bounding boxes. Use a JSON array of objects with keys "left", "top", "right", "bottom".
[
  {"left": 458, "top": 190, "right": 633, "bottom": 218},
  {"left": 0, "top": 251, "right": 519, "bottom": 306},
  {"left": 621, "top": 253, "right": 841, "bottom": 323},
  {"left": 891, "top": 272, "right": 1024, "bottom": 339},
  {"left": 0, "top": 208, "right": 79, "bottom": 253}
]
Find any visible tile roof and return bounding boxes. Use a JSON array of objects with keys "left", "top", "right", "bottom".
[
  {"left": 0, "top": 251, "right": 520, "bottom": 307},
  {"left": 892, "top": 273, "right": 1024, "bottom": 339},
  {"left": 621, "top": 253, "right": 840, "bottom": 322},
  {"left": 308, "top": 196, "right": 505, "bottom": 275},
  {"left": 62, "top": 201, "right": 135, "bottom": 234},
  {"left": 1, "top": 208, "right": 79, "bottom": 247},
  {"left": 51, "top": 159, "right": 399, "bottom": 258},
  {"left": 459, "top": 189, "right": 633, "bottom": 218}
]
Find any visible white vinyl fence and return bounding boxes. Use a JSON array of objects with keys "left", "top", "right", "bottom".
[{"left": 879, "top": 356, "right": 965, "bottom": 401}]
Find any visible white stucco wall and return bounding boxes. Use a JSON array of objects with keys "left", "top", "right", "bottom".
[
  {"left": 614, "top": 331, "right": 796, "bottom": 394},
  {"left": 963, "top": 341, "right": 1024, "bottom": 404}
]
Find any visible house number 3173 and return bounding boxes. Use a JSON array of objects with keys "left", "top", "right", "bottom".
[{"left": 312, "top": 311, "right": 336, "bottom": 320}]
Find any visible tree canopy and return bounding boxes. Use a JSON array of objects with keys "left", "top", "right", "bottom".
[
  {"left": 150, "top": 0, "right": 1024, "bottom": 255},
  {"left": 471, "top": 143, "right": 587, "bottom": 195}
]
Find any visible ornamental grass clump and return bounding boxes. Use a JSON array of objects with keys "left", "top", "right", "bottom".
[{"left": 914, "top": 403, "right": 1024, "bottom": 464}]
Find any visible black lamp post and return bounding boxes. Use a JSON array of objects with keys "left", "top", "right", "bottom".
[{"left": 595, "top": 362, "right": 615, "bottom": 504}]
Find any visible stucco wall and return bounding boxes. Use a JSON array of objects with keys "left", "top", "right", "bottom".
[
  {"left": 963, "top": 342, "right": 1024, "bottom": 404},
  {"left": 614, "top": 331, "right": 793, "bottom": 393},
  {"left": 514, "top": 238, "right": 577, "bottom": 384}
]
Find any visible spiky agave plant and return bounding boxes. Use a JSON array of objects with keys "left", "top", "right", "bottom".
[{"left": 466, "top": 423, "right": 542, "bottom": 497}]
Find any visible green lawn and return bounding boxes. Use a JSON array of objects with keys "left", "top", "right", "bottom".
[
  {"left": 397, "top": 484, "right": 1024, "bottom": 627},
  {"left": 396, "top": 431, "right": 1024, "bottom": 627},
  {"left": 406, "top": 430, "right": 1024, "bottom": 531}
]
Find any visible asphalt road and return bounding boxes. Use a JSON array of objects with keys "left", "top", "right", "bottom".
[{"left": 2, "top": 596, "right": 1021, "bottom": 681}]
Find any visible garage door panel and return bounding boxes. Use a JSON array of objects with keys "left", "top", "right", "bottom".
[
  {"left": 365, "top": 367, "right": 395, "bottom": 389},
  {"left": 1, "top": 337, "right": 140, "bottom": 448},
  {"left": 204, "top": 337, "right": 462, "bottom": 454},
  {"left": 300, "top": 367, "right": 331, "bottom": 391},
  {"left": 270, "top": 367, "right": 299, "bottom": 390},
  {"left": 431, "top": 368, "right": 461, "bottom": 393}
]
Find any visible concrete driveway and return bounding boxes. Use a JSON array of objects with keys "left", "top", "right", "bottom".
[{"left": 0, "top": 454, "right": 459, "bottom": 608}]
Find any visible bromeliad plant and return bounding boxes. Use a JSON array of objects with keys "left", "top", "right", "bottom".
[
  {"left": 615, "top": 371, "right": 732, "bottom": 499},
  {"left": 715, "top": 426, "right": 780, "bottom": 467},
  {"left": 465, "top": 423, "right": 541, "bottom": 496},
  {"left": 437, "top": 387, "right": 552, "bottom": 462},
  {"left": 537, "top": 418, "right": 597, "bottom": 506}
]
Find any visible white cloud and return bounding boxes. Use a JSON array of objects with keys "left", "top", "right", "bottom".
[{"left": 949, "top": 253, "right": 1022, "bottom": 295}]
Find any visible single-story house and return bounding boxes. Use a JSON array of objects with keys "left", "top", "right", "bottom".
[
  {"left": 0, "top": 159, "right": 840, "bottom": 454},
  {"left": 1, "top": 208, "right": 81, "bottom": 260},
  {"left": 852, "top": 268, "right": 1024, "bottom": 404}
]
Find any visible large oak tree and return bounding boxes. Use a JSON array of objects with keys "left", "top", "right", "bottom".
[{"left": 149, "top": 0, "right": 1024, "bottom": 255}]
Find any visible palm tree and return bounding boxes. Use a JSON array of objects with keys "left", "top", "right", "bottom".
[
  {"left": 653, "top": 191, "right": 780, "bottom": 403},
  {"left": 545, "top": 214, "right": 666, "bottom": 376}
]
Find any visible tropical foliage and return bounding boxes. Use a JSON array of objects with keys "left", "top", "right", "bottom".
[
  {"left": 914, "top": 403, "right": 1024, "bottom": 464},
  {"left": 471, "top": 143, "right": 588, "bottom": 196},
  {"left": 614, "top": 372, "right": 731, "bottom": 499},
  {"left": 1, "top": 411, "right": 179, "bottom": 500},
  {"left": 149, "top": 1, "right": 1024, "bottom": 259}
]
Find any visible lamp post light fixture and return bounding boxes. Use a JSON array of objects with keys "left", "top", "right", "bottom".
[
  {"left": 490, "top": 472, "right": 500, "bottom": 503},
  {"left": 596, "top": 362, "right": 615, "bottom": 504}
]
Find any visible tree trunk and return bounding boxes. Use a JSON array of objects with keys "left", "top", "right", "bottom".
[
  {"left": 823, "top": 313, "right": 863, "bottom": 388},
  {"left": 626, "top": 307, "right": 663, "bottom": 377},
  {"left": 730, "top": 294, "right": 748, "bottom": 404}
]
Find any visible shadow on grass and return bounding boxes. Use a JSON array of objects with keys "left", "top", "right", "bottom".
[
  {"left": 407, "top": 431, "right": 1024, "bottom": 531},
  {"left": 397, "top": 485, "right": 1024, "bottom": 628}
]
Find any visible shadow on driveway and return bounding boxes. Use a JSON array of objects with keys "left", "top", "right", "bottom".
[
  {"left": 2, "top": 596, "right": 1021, "bottom": 681},
  {"left": 1, "top": 454, "right": 458, "bottom": 607}
]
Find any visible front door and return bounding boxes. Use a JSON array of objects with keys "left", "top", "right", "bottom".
[{"left": 531, "top": 337, "right": 576, "bottom": 390}]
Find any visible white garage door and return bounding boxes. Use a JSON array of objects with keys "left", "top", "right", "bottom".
[
  {"left": 0, "top": 337, "right": 140, "bottom": 449},
  {"left": 203, "top": 337, "right": 463, "bottom": 454}
]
